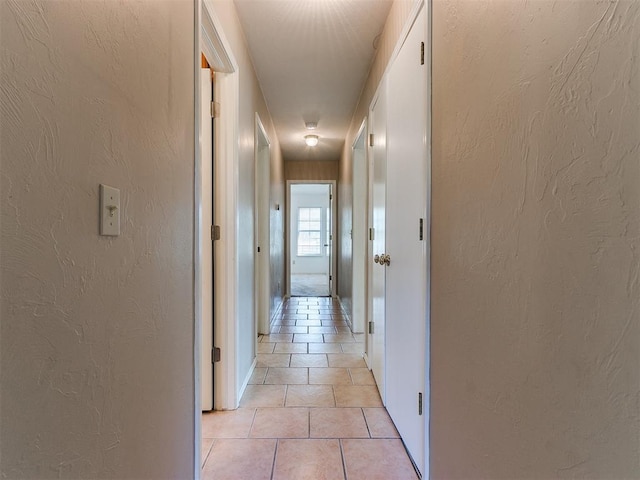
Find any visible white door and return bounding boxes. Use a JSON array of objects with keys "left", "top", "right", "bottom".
[
  {"left": 369, "top": 84, "right": 387, "bottom": 401},
  {"left": 384, "top": 7, "right": 428, "bottom": 474},
  {"left": 200, "top": 68, "right": 214, "bottom": 411}
]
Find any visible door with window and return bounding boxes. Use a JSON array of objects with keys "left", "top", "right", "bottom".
[{"left": 289, "top": 184, "right": 332, "bottom": 297}]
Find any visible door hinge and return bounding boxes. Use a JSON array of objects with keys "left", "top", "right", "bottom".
[
  {"left": 419, "top": 218, "right": 424, "bottom": 241},
  {"left": 212, "top": 347, "right": 221, "bottom": 363},
  {"left": 329, "top": 275, "right": 332, "bottom": 281},
  {"left": 330, "top": 234, "right": 333, "bottom": 241},
  {"left": 211, "top": 225, "right": 221, "bottom": 241},
  {"left": 369, "top": 133, "right": 374, "bottom": 147},
  {"left": 418, "top": 392, "right": 423, "bottom": 415},
  {"left": 211, "top": 101, "right": 220, "bottom": 118},
  {"left": 369, "top": 227, "right": 375, "bottom": 241},
  {"left": 420, "top": 42, "right": 425, "bottom": 65},
  {"left": 257, "top": 246, "right": 261, "bottom": 253},
  {"left": 368, "top": 321, "right": 374, "bottom": 334},
  {"left": 330, "top": 194, "right": 333, "bottom": 200}
]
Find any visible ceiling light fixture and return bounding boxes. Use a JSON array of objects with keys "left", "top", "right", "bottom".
[
  {"left": 304, "top": 134, "right": 319, "bottom": 147},
  {"left": 305, "top": 121, "right": 317, "bottom": 130}
]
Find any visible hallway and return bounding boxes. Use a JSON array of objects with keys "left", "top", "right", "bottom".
[{"left": 201, "top": 297, "right": 418, "bottom": 479}]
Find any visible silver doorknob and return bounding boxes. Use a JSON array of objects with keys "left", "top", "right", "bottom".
[
  {"left": 374, "top": 254, "right": 380, "bottom": 264},
  {"left": 381, "top": 254, "right": 391, "bottom": 266}
]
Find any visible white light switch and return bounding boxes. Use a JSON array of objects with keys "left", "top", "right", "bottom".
[{"left": 100, "top": 184, "right": 120, "bottom": 236}]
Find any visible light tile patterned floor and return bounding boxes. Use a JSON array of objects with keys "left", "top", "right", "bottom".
[{"left": 202, "top": 296, "right": 419, "bottom": 480}]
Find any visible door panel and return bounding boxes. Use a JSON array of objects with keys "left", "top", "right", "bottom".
[
  {"left": 370, "top": 84, "right": 387, "bottom": 401},
  {"left": 385, "top": 7, "right": 427, "bottom": 474},
  {"left": 200, "top": 68, "right": 214, "bottom": 411}
]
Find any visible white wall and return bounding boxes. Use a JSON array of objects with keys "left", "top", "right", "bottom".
[
  {"left": 1, "top": 1, "right": 195, "bottom": 477},
  {"left": 431, "top": 1, "right": 640, "bottom": 478},
  {"left": 208, "top": 0, "right": 285, "bottom": 398}
]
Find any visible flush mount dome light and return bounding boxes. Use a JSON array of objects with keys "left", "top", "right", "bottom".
[{"left": 304, "top": 134, "right": 319, "bottom": 147}]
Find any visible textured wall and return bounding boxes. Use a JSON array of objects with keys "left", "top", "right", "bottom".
[
  {"left": 285, "top": 160, "right": 339, "bottom": 181},
  {"left": 431, "top": 1, "right": 640, "bottom": 478},
  {"left": 208, "top": 0, "right": 285, "bottom": 395},
  {"left": 1, "top": 0, "right": 195, "bottom": 478}
]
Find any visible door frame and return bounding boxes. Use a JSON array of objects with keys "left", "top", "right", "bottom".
[
  {"left": 364, "top": 0, "right": 431, "bottom": 474},
  {"left": 286, "top": 180, "right": 337, "bottom": 298},
  {"left": 195, "top": 2, "right": 240, "bottom": 462},
  {"left": 351, "top": 119, "right": 368, "bottom": 335},
  {"left": 254, "top": 113, "right": 271, "bottom": 335}
]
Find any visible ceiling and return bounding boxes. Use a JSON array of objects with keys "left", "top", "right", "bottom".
[{"left": 234, "top": 0, "right": 393, "bottom": 162}]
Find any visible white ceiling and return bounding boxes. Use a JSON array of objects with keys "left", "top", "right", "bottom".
[{"left": 234, "top": 0, "right": 393, "bottom": 162}]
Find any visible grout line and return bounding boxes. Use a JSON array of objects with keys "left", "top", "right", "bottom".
[
  {"left": 201, "top": 438, "right": 215, "bottom": 469},
  {"left": 361, "top": 407, "right": 373, "bottom": 438},
  {"left": 248, "top": 408, "right": 258, "bottom": 438},
  {"left": 339, "top": 439, "right": 348, "bottom": 480},
  {"left": 269, "top": 439, "right": 279, "bottom": 480}
]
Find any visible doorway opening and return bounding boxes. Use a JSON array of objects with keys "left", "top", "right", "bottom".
[{"left": 287, "top": 182, "right": 335, "bottom": 297}]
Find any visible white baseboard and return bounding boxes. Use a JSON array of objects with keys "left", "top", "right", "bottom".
[{"left": 238, "top": 356, "right": 257, "bottom": 405}]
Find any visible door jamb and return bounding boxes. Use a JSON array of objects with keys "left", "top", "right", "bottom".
[
  {"left": 351, "top": 119, "right": 368, "bottom": 335},
  {"left": 286, "top": 180, "right": 338, "bottom": 298},
  {"left": 197, "top": 0, "right": 240, "bottom": 423},
  {"left": 254, "top": 113, "right": 271, "bottom": 336}
]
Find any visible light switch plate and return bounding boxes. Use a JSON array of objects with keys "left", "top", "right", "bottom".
[{"left": 100, "top": 184, "right": 120, "bottom": 236}]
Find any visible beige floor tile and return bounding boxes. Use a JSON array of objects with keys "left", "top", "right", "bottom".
[
  {"left": 278, "top": 326, "right": 309, "bottom": 334},
  {"left": 362, "top": 408, "right": 400, "bottom": 438},
  {"left": 258, "top": 342, "right": 275, "bottom": 353},
  {"left": 307, "top": 314, "right": 334, "bottom": 320},
  {"left": 256, "top": 353, "right": 291, "bottom": 367},
  {"left": 342, "top": 439, "right": 418, "bottom": 479},
  {"left": 285, "top": 385, "right": 335, "bottom": 407},
  {"left": 202, "top": 439, "right": 276, "bottom": 480},
  {"left": 308, "top": 342, "right": 342, "bottom": 353},
  {"left": 296, "top": 309, "right": 320, "bottom": 315},
  {"left": 293, "top": 333, "right": 324, "bottom": 343},
  {"left": 282, "top": 314, "right": 308, "bottom": 320},
  {"left": 295, "top": 319, "right": 322, "bottom": 327},
  {"left": 239, "top": 385, "right": 286, "bottom": 407},
  {"left": 250, "top": 407, "right": 309, "bottom": 438},
  {"left": 310, "top": 408, "right": 369, "bottom": 438},
  {"left": 290, "top": 353, "right": 329, "bottom": 367},
  {"left": 335, "top": 326, "right": 353, "bottom": 333},
  {"left": 309, "top": 367, "right": 352, "bottom": 385},
  {"left": 202, "top": 409, "right": 256, "bottom": 438},
  {"left": 353, "top": 333, "right": 366, "bottom": 342},
  {"left": 327, "top": 353, "right": 366, "bottom": 368},
  {"left": 349, "top": 368, "right": 375, "bottom": 385},
  {"left": 274, "top": 342, "right": 308, "bottom": 353},
  {"left": 308, "top": 326, "right": 337, "bottom": 334},
  {"left": 201, "top": 438, "right": 214, "bottom": 467},
  {"left": 273, "top": 439, "right": 344, "bottom": 480},
  {"left": 334, "top": 385, "right": 383, "bottom": 407},
  {"left": 273, "top": 319, "right": 297, "bottom": 325},
  {"left": 261, "top": 333, "right": 294, "bottom": 343},
  {"left": 265, "top": 367, "right": 308, "bottom": 385},
  {"left": 341, "top": 343, "right": 364, "bottom": 354},
  {"left": 322, "top": 320, "right": 348, "bottom": 326},
  {"left": 324, "top": 333, "right": 355, "bottom": 343},
  {"left": 249, "top": 367, "right": 268, "bottom": 385}
]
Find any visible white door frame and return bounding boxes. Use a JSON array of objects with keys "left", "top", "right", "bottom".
[
  {"left": 286, "top": 180, "right": 337, "bottom": 298},
  {"left": 351, "top": 119, "right": 368, "bottom": 335},
  {"left": 254, "top": 113, "right": 271, "bottom": 335},
  {"left": 196, "top": 0, "right": 240, "bottom": 445},
  {"left": 364, "top": 0, "right": 431, "bottom": 475}
]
